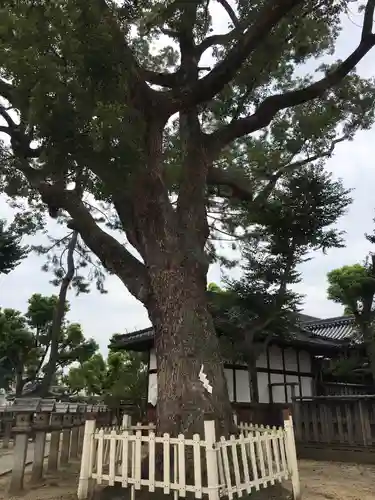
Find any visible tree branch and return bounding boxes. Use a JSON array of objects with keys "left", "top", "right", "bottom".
[
  {"left": 174, "top": 0, "right": 304, "bottom": 109},
  {"left": 208, "top": 0, "right": 375, "bottom": 152},
  {"left": 217, "top": 0, "right": 240, "bottom": 28},
  {"left": 207, "top": 135, "right": 348, "bottom": 202},
  {"left": 36, "top": 182, "right": 150, "bottom": 303}
]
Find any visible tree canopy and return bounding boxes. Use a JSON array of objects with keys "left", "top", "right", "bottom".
[
  {"left": 327, "top": 221, "right": 375, "bottom": 382},
  {"left": 1, "top": 0, "right": 375, "bottom": 433},
  {"left": 0, "top": 293, "right": 98, "bottom": 394},
  {"left": 64, "top": 350, "right": 148, "bottom": 417},
  {"left": 0, "top": 219, "right": 28, "bottom": 275}
]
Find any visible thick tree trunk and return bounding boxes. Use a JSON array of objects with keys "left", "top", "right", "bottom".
[{"left": 146, "top": 267, "right": 235, "bottom": 438}]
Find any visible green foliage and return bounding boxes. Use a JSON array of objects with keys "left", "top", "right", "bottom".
[
  {"left": 213, "top": 163, "right": 351, "bottom": 352},
  {"left": 0, "top": 219, "right": 28, "bottom": 274},
  {"left": 327, "top": 263, "right": 375, "bottom": 315},
  {"left": 64, "top": 349, "right": 148, "bottom": 413},
  {"left": 0, "top": 293, "right": 98, "bottom": 392},
  {"left": 34, "top": 230, "right": 107, "bottom": 295}
]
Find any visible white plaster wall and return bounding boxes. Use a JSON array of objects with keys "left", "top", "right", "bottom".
[
  {"left": 270, "top": 373, "right": 285, "bottom": 403},
  {"left": 269, "top": 345, "right": 283, "bottom": 370},
  {"left": 300, "top": 376, "right": 313, "bottom": 397},
  {"left": 286, "top": 374, "right": 300, "bottom": 402},
  {"left": 299, "top": 351, "right": 311, "bottom": 373},
  {"left": 235, "top": 370, "right": 251, "bottom": 403},
  {"left": 255, "top": 345, "right": 267, "bottom": 368},
  {"left": 284, "top": 348, "right": 298, "bottom": 371},
  {"left": 149, "top": 348, "right": 157, "bottom": 370},
  {"left": 148, "top": 372, "right": 157, "bottom": 404},
  {"left": 225, "top": 368, "right": 234, "bottom": 402},
  {"left": 257, "top": 372, "right": 269, "bottom": 403}
]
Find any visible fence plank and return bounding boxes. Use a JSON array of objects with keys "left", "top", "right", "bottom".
[
  {"left": 278, "top": 431, "right": 288, "bottom": 479},
  {"left": 192, "top": 434, "right": 202, "bottom": 499},
  {"left": 220, "top": 437, "right": 233, "bottom": 500},
  {"left": 271, "top": 429, "right": 281, "bottom": 481},
  {"left": 97, "top": 430, "right": 104, "bottom": 485},
  {"left": 148, "top": 431, "right": 156, "bottom": 492},
  {"left": 163, "top": 434, "right": 171, "bottom": 495},
  {"left": 109, "top": 430, "right": 116, "bottom": 486},
  {"left": 230, "top": 435, "right": 242, "bottom": 496},
  {"left": 239, "top": 434, "right": 251, "bottom": 494},
  {"left": 121, "top": 431, "right": 129, "bottom": 487},
  {"left": 264, "top": 429, "right": 274, "bottom": 485},
  {"left": 134, "top": 430, "right": 142, "bottom": 490},
  {"left": 311, "top": 403, "right": 319, "bottom": 442},
  {"left": 255, "top": 431, "right": 266, "bottom": 483},
  {"left": 178, "top": 434, "right": 186, "bottom": 498},
  {"left": 248, "top": 434, "right": 259, "bottom": 491},
  {"left": 345, "top": 403, "right": 354, "bottom": 445}
]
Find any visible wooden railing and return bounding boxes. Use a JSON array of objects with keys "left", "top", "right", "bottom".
[
  {"left": 78, "top": 412, "right": 301, "bottom": 500},
  {"left": 292, "top": 396, "right": 375, "bottom": 447}
]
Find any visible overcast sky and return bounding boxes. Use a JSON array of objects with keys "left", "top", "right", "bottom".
[{"left": 1, "top": 7, "right": 375, "bottom": 354}]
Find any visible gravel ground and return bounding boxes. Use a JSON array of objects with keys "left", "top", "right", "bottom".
[{"left": 0, "top": 460, "right": 374, "bottom": 500}]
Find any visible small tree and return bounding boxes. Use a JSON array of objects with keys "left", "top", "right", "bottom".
[
  {"left": 327, "top": 261, "right": 375, "bottom": 382},
  {"left": 212, "top": 164, "right": 350, "bottom": 399},
  {"left": 0, "top": 294, "right": 98, "bottom": 395},
  {"left": 65, "top": 350, "right": 148, "bottom": 418},
  {"left": 0, "top": 219, "right": 28, "bottom": 275}
]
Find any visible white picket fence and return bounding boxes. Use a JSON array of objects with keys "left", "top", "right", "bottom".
[{"left": 78, "top": 414, "right": 300, "bottom": 500}]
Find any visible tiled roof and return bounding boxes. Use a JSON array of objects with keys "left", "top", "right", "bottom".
[
  {"left": 110, "top": 315, "right": 353, "bottom": 351},
  {"left": 302, "top": 316, "right": 358, "bottom": 342}
]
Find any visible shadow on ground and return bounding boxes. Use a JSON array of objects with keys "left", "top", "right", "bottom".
[{"left": 95, "top": 483, "right": 292, "bottom": 500}]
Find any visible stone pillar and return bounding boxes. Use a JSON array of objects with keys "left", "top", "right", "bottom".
[
  {"left": 70, "top": 415, "right": 81, "bottom": 459},
  {"left": 60, "top": 414, "right": 73, "bottom": 465},
  {"left": 2, "top": 413, "right": 13, "bottom": 449},
  {"left": 9, "top": 412, "right": 32, "bottom": 495},
  {"left": 47, "top": 414, "right": 63, "bottom": 472},
  {"left": 31, "top": 412, "right": 50, "bottom": 484}
]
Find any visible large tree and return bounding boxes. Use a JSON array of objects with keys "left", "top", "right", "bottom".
[{"left": 1, "top": 1, "right": 375, "bottom": 434}]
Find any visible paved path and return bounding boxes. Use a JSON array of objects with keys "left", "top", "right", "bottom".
[{"left": 0, "top": 440, "right": 50, "bottom": 475}]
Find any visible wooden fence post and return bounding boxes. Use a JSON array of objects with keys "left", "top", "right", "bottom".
[
  {"left": 77, "top": 418, "right": 96, "bottom": 500},
  {"left": 283, "top": 410, "right": 301, "bottom": 500},
  {"left": 204, "top": 420, "right": 219, "bottom": 500}
]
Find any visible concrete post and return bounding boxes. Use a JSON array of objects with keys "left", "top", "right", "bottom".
[
  {"left": 204, "top": 420, "right": 219, "bottom": 500},
  {"left": 60, "top": 414, "right": 73, "bottom": 465},
  {"left": 47, "top": 414, "right": 63, "bottom": 472},
  {"left": 283, "top": 409, "right": 301, "bottom": 500},
  {"left": 9, "top": 412, "right": 32, "bottom": 495},
  {"left": 77, "top": 418, "right": 96, "bottom": 500},
  {"left": 31, "top": 412, "right": 50, "bottom": 484}
]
